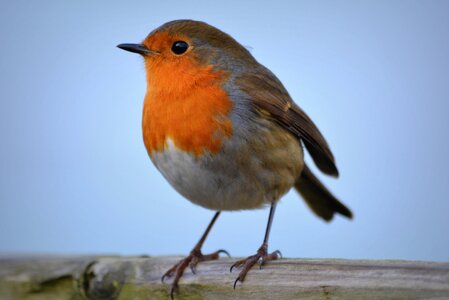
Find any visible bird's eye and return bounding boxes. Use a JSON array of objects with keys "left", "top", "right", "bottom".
[{"left": 171, "top": 41, "right": 189, "bottom": 55}]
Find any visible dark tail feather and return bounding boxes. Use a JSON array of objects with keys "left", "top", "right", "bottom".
[{"left": 295, "top": 164, "right": 353, "bottom": 222}]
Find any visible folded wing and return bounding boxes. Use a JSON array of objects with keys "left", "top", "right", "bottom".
[{"left": 236, "top": 67, "right": 339, "bottom": 177}]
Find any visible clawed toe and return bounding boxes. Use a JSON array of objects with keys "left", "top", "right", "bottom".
[
  {"left": 230, "top": 259, "right": 245, "bottom": 273},
  {"left": 169, "top": 283, "right": 178, "bottom": 300},
  {"left": 230, "top": 243, "right": 281, "bottom": 287},
  {"left": 161, "top": 248, "right": 230, "bottom": 298},
  {"left": 259, "top": 249, "right": 282, "bottom": 269},
  {"left": 217, "top": 249, "right": 231, "bottom": 257},
  {"left": 161, "top": 266, "right": 176, "bottom": 283},
  {"left": 233, "top": 276, "right": 241, "bottom": 289}
]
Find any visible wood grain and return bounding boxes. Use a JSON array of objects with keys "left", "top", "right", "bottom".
[{"left": 1, "top": 256, "right": 448, "bottom": 299}]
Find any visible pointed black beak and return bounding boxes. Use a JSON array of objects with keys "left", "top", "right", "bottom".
[{"left": 117, "top": 43, "right": 158, "bottom": 56}]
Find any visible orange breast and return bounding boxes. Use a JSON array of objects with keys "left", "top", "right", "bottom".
[{"left": 142, "top": 57, "right": 233, "bottom": 156}]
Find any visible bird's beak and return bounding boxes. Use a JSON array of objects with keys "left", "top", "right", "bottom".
[{"left": 117, "top": 43, "right": 158, "bottom": 56}]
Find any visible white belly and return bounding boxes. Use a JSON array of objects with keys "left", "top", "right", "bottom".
[{"left": 150, "top": 122, "right": 304, "bottom": 211}]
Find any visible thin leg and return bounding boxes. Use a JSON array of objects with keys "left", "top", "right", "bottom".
[
  {"left": 263, "top": 200, "right": 277, "bottom": 244},
  {"left": 195, "top": 211, "right": 221, "bottom": 251},
  {"left": 161, "top": 211, "right": 229, "bottom": 299},
  {"left": 230, "top": 202, "right": 281, "bottom": 288}
]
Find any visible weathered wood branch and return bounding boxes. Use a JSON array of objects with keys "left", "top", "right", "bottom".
[{"left": 0, "top": 255, "right": 448, "bottom": 299}]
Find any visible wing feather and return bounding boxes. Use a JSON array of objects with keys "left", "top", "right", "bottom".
[{"left": 236, "top": 67, "right": 339, "bottom": 177}]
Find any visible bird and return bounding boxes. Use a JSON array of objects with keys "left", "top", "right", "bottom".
[{"left": 118, "top": 19, "right": 352, "bottom": 298}]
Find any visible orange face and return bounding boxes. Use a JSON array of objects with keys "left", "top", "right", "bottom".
[{"left": 141, "top": 32, "right": 234, "bottom": 156}]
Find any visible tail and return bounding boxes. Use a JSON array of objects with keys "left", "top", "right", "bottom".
[{"left": 295, "top": 164, "right": 353, "bottom": 222}]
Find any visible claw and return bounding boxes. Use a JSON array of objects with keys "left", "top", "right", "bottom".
[
  {"left": 161, "top": 263, "right": 178, "bottom": 283},
  {"left": 161, "top": 248, "right": 225, "bottom": 297},
  {"left": 189, "top": 256, "right": 199, "bottom": 275},
  {"left": 233, "top": 276, "right": 241, "bottom": 289},
  {"left": 217, "top": 249, "right": 231, "bottom": 258},
  {"left": 231, "top": 246, "right": 282, "bottom": 287},
  {"left": 230, "top": 260, "right": 243, "bottom": 273},
  {"left": 161, "top": 271, "right": 172, "bottom": 283},
  {"left": 274, "top": 250, "right": 282, "bottom": 259},
  {"left": 189, "top": 263, "right": 197, "bottom": 275},
  {"left": 169, "top": 284, "right": 178, "bottom": 300}
]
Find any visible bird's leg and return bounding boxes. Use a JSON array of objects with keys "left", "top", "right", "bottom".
[
  {"left": 230, "top": 202, "right": 281, "bottom": 288},
  {"left": 161, "top": 211, "right": 229, "bottom": 299}
]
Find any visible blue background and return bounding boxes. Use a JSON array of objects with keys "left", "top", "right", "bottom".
[{"left": 1, "top": 1, "right": 448, "bottom": 262}]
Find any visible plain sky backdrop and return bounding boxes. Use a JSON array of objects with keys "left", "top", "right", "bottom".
[{"left": 1, "top": 1, "right": 448, "bottom": 262}]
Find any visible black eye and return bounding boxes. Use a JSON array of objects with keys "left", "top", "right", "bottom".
[{"left": 171, "top": 41, "right": 189, "bottom": 55}]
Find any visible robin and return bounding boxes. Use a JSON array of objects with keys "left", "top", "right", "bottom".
[{"left": 118, "top": 19, "right": 352, "bottom": 298}]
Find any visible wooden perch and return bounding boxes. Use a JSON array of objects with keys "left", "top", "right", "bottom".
[{"left": 1, "top": 255, "right": 448, "bottom": 299}]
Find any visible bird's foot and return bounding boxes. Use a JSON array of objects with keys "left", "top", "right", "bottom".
[
  {"left": 230, "top": 243, "right": 281, "bottom": 288},
  {"left": 161, "top": 248, "right": 230, "bottom": 299}
]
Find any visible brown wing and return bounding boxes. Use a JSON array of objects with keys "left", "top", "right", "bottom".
[{"left": 236, "top": 66, "right": 339, "bottom": 177}]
